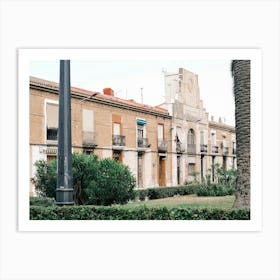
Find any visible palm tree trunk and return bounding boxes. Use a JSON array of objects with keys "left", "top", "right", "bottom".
[{"left": 231, "top": 60, "right": 251, "bottom": 208}]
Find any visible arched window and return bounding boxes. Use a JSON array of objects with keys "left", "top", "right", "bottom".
[
  {"left": 187, "top": 129, "right": 195, "bottom": 145},
  {"left": 187, "top": 129, "right": 196, "bottom": 154}
]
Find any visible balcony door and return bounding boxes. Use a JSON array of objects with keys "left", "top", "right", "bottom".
[
  {"left": 113, "top": 122, "right": 121, "bottom": 145},
  {"left": 158, "top": 124, "right": 164, "bottom": 140},
  {"left": 114, "top": 122, "right": 120, "bottom": 136}
]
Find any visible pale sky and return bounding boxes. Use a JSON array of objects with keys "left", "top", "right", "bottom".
[{"left": 30, "top": 59, "right": 235, "bottom": 126}]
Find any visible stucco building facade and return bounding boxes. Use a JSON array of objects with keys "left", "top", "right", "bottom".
[{"left": 29, "top": 68, "right": 236, "bottom": 196}]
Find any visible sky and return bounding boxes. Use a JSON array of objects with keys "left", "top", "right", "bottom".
[{"left": 30, "top": 59, "right": 235, "bottom": 126}]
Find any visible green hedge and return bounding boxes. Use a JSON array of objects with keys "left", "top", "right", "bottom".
[
  {"left": 30, "top": 205, "right": 250, "bottom": 220},
  {"left": 29, "top": 197, "right": 55, "bottom": 206},
  {"left": 133, "top": 184, "right": 234, "bottom": 200},
  {"left": 196, "top": 184, "right": 234, "bottom": 197},
  {"left": 134, "top": 185, "right": 198, "bottom": 201}
]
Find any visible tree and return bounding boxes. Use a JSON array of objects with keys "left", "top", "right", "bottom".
[
  {"left": 85, "top": 158, "right": 136, "bottom": 206},
  {"left": 32, "top": 153, "right": 136, "bottom": 206},
  {"left": 231, "top": 60, "right": 251, "bottom": 208}
]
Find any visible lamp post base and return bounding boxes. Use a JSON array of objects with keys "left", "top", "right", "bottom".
[{"left": 56, "top": 188, "right": 74, "bottom": 206}]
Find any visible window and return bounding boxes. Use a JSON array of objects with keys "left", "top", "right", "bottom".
[
  {"left": 137, "top": 119, "right": 148, "bottom": 148},
  {"left": 187, "top": 129, "right": 196, "bottom": 154},
  {"left": 113, "top": 122, "right": 121, "bottom": 136},
  {"left": 158, "top": 124, "right": 167, "bottom": 152},
  {"left": 232, "top": 141, "right": 236, "bottom": 154},
  {"left": 200, "top": 131, "right": 205, "bottom": 145},
  {"left": 211, "top": 132, "right": 216, "bottom": 145},
  {"left": 46, "top": 103, "right": 58, "bottom": 141},
  {"left": 188, "top": 163, "right": 195, "bottom": 175},
  {"left": 113, "top": 150, "right": 122, "bottom": 162},
  {"left": 158, "top": 124, "right": 164, "bottom": 140},
  {"left": 187, "top": 129, "right": 195, "bottom": 145},
  {"left": 82, "top": 109, "right": 95, "bottom": 146},
  {"left": 222, "top": 136, "right": 226, "bottom": 147},
  {"left": 137, "top": 124, "right": 144, "bottom": 139}
]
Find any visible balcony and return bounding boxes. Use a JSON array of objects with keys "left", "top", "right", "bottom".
[
  {"left": 158, "top": 139, "right": 168, "bottom": 153},
  {"left": 212, "top": 145, "right": 219, "bottom": 154},
  {"left": 47, "top": 128, "right": 58, "bottom": 141},
  {"left": 187, "top": 144, "right": 196, "bottom": 154},
  {"left": 138, "top": 138, "right": 150, "bottom": 148},
  {"left": 223, "top": 147, "right": 229, "bottom": 155},
  {"left": 176, "top": 142, "right": 185, "bottom": 153},
  {"left": 200, "top": 144, "right": 208, "bottom": 153},
  {"left": 112, "top": 135, "right": 126, "bottom": 146},
  {"left": 83, "top": 131, "right": 98, "bottom": 147}
]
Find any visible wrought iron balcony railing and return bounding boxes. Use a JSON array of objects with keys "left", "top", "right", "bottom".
[
  {"left": 200, "top": 144, "right": 208, "bottom": 153},
  {"left": 158, "top": 139, "right": 168, "bottom": 153},
  {"left": 138, "top": 138, "right": 149, "bottom": 148},
  {"left": 187, "top": 144, "right": 196, "bottom": 154},
  {"left": 212, "top": 145, "right": 219, "bottom": 154},
  {"left": 176, "top": 142, "right": 185, "bottom": 153},
  {"left": 112, "top": 135, "right": 126, "bottom": 146},
  {"left": 82, "top": 131, "right": 98, "bottom": 147},
  {"left": 47, "top": 128, "right": 58, "bottom": 141}
]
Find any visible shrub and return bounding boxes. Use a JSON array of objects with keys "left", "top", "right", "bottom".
[
  {"left": 208, "top": 164, "right": 237, "bottom": 188},
  {"left": 31, "top": 160, "right": 57, "bottom": 198},
  {"left": 196, "top": 184, "right": 234, "bottom": 197},
  {"left": 31, "top": 154, "right": 136, "bottom": 206},
  {"left": 85, "top": 158, "right": 136, "bottom": 206},
  {"left": 31, "top": 153, "right": 99, "bottom": 204},
  {"left": 29, "top": 196, "right": 55, "bottom": 206},
  {"left": 134, "top": 189, "right": 149, "bottom": 201},
  {"left": 133, "top": 185, "right": 198, "bottom": 201},
  {"left": 72, "top": 153, "right": 99, "bottom": 205},
  {"left": 30, "top": 205, "right": 250, "bottom": 220}
]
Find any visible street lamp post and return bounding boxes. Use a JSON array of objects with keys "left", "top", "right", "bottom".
[{"left": 56, "top": 60, "right": 74, "bottom": 205}]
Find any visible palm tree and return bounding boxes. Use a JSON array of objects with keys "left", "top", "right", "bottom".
[{"left": 231, "top": 60, "right": 250, "bottom": 208}]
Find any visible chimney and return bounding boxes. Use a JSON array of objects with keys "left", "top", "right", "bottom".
[{"left": 103, "top": 88, "right": 114, "bottom": 96}]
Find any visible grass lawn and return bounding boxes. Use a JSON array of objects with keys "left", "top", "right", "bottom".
[{"left": 123, "top": 194, "right": 235, "bottom": 210}]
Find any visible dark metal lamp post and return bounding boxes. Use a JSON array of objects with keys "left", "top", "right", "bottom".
[{"left": 56, "top": 60, "right": 74, "bottom": 205}]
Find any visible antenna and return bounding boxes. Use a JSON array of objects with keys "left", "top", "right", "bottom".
[{"left": 140, "top": 87, "right": 143, "bottom": 104}]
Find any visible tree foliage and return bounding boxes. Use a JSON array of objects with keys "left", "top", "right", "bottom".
[
  {"left": 31, "top": 153, "right": 136, "bottom": 206},
  {"left": 85, "top": 158, "right": 136, "bottom": 206}
]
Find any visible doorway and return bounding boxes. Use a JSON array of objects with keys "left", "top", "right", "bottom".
[
  {"left": 158, "top": 156, "right": 166, "bottom": 187},
  {"left": 138, "top": 152, "right": 144, "bottom": 188}
]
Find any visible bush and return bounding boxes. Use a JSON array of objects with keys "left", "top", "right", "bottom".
[
  {"left": 31, "top": 160, "right": 57, "bottom": 198},
  {"left": 29, "top": 197, "right": 55, "bottom": 206},
  {"left": 31, "top": 153, "right": 99, "bottom": 204},
  {"left": 133, "top": 189, "right": 149, "bottom": 201},
  {"left": 208, "top": 164, "right": 237, "bottom": 188},
  {"left": 72, "top": 153, "right": 99, "bottom": 204},
  {"left": 31, "top": 154, "right": 136, "bottom": 206},
  {"left": 133, "top": 185, "right": 198, "bottom": 201},
  {"left": 196, "top": 184, "right": 234, "bottom": 197},
  {"left": 85, "top": 158, "right": 136, "bottom": 206},
  {"left": 30, "top": 205, "right": 250, "bottom": 220}
]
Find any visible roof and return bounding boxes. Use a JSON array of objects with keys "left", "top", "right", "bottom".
[{"left": 30, "top": 76, "right": 169, "bottom": 116}]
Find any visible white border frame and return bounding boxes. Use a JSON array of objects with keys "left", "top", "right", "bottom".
[{"left": 19, "top": 48, "right": 262, "bottom": 232}]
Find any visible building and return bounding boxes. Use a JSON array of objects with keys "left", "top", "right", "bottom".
[
  {"left": 29, "top": 76, "right": 172, "bottom": 196},
  {"left": 161, "top": 68, "right": 236, "bottom": 184},
  {"left": 29, "top": 67, "right": 236, "bottom": 196}
]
